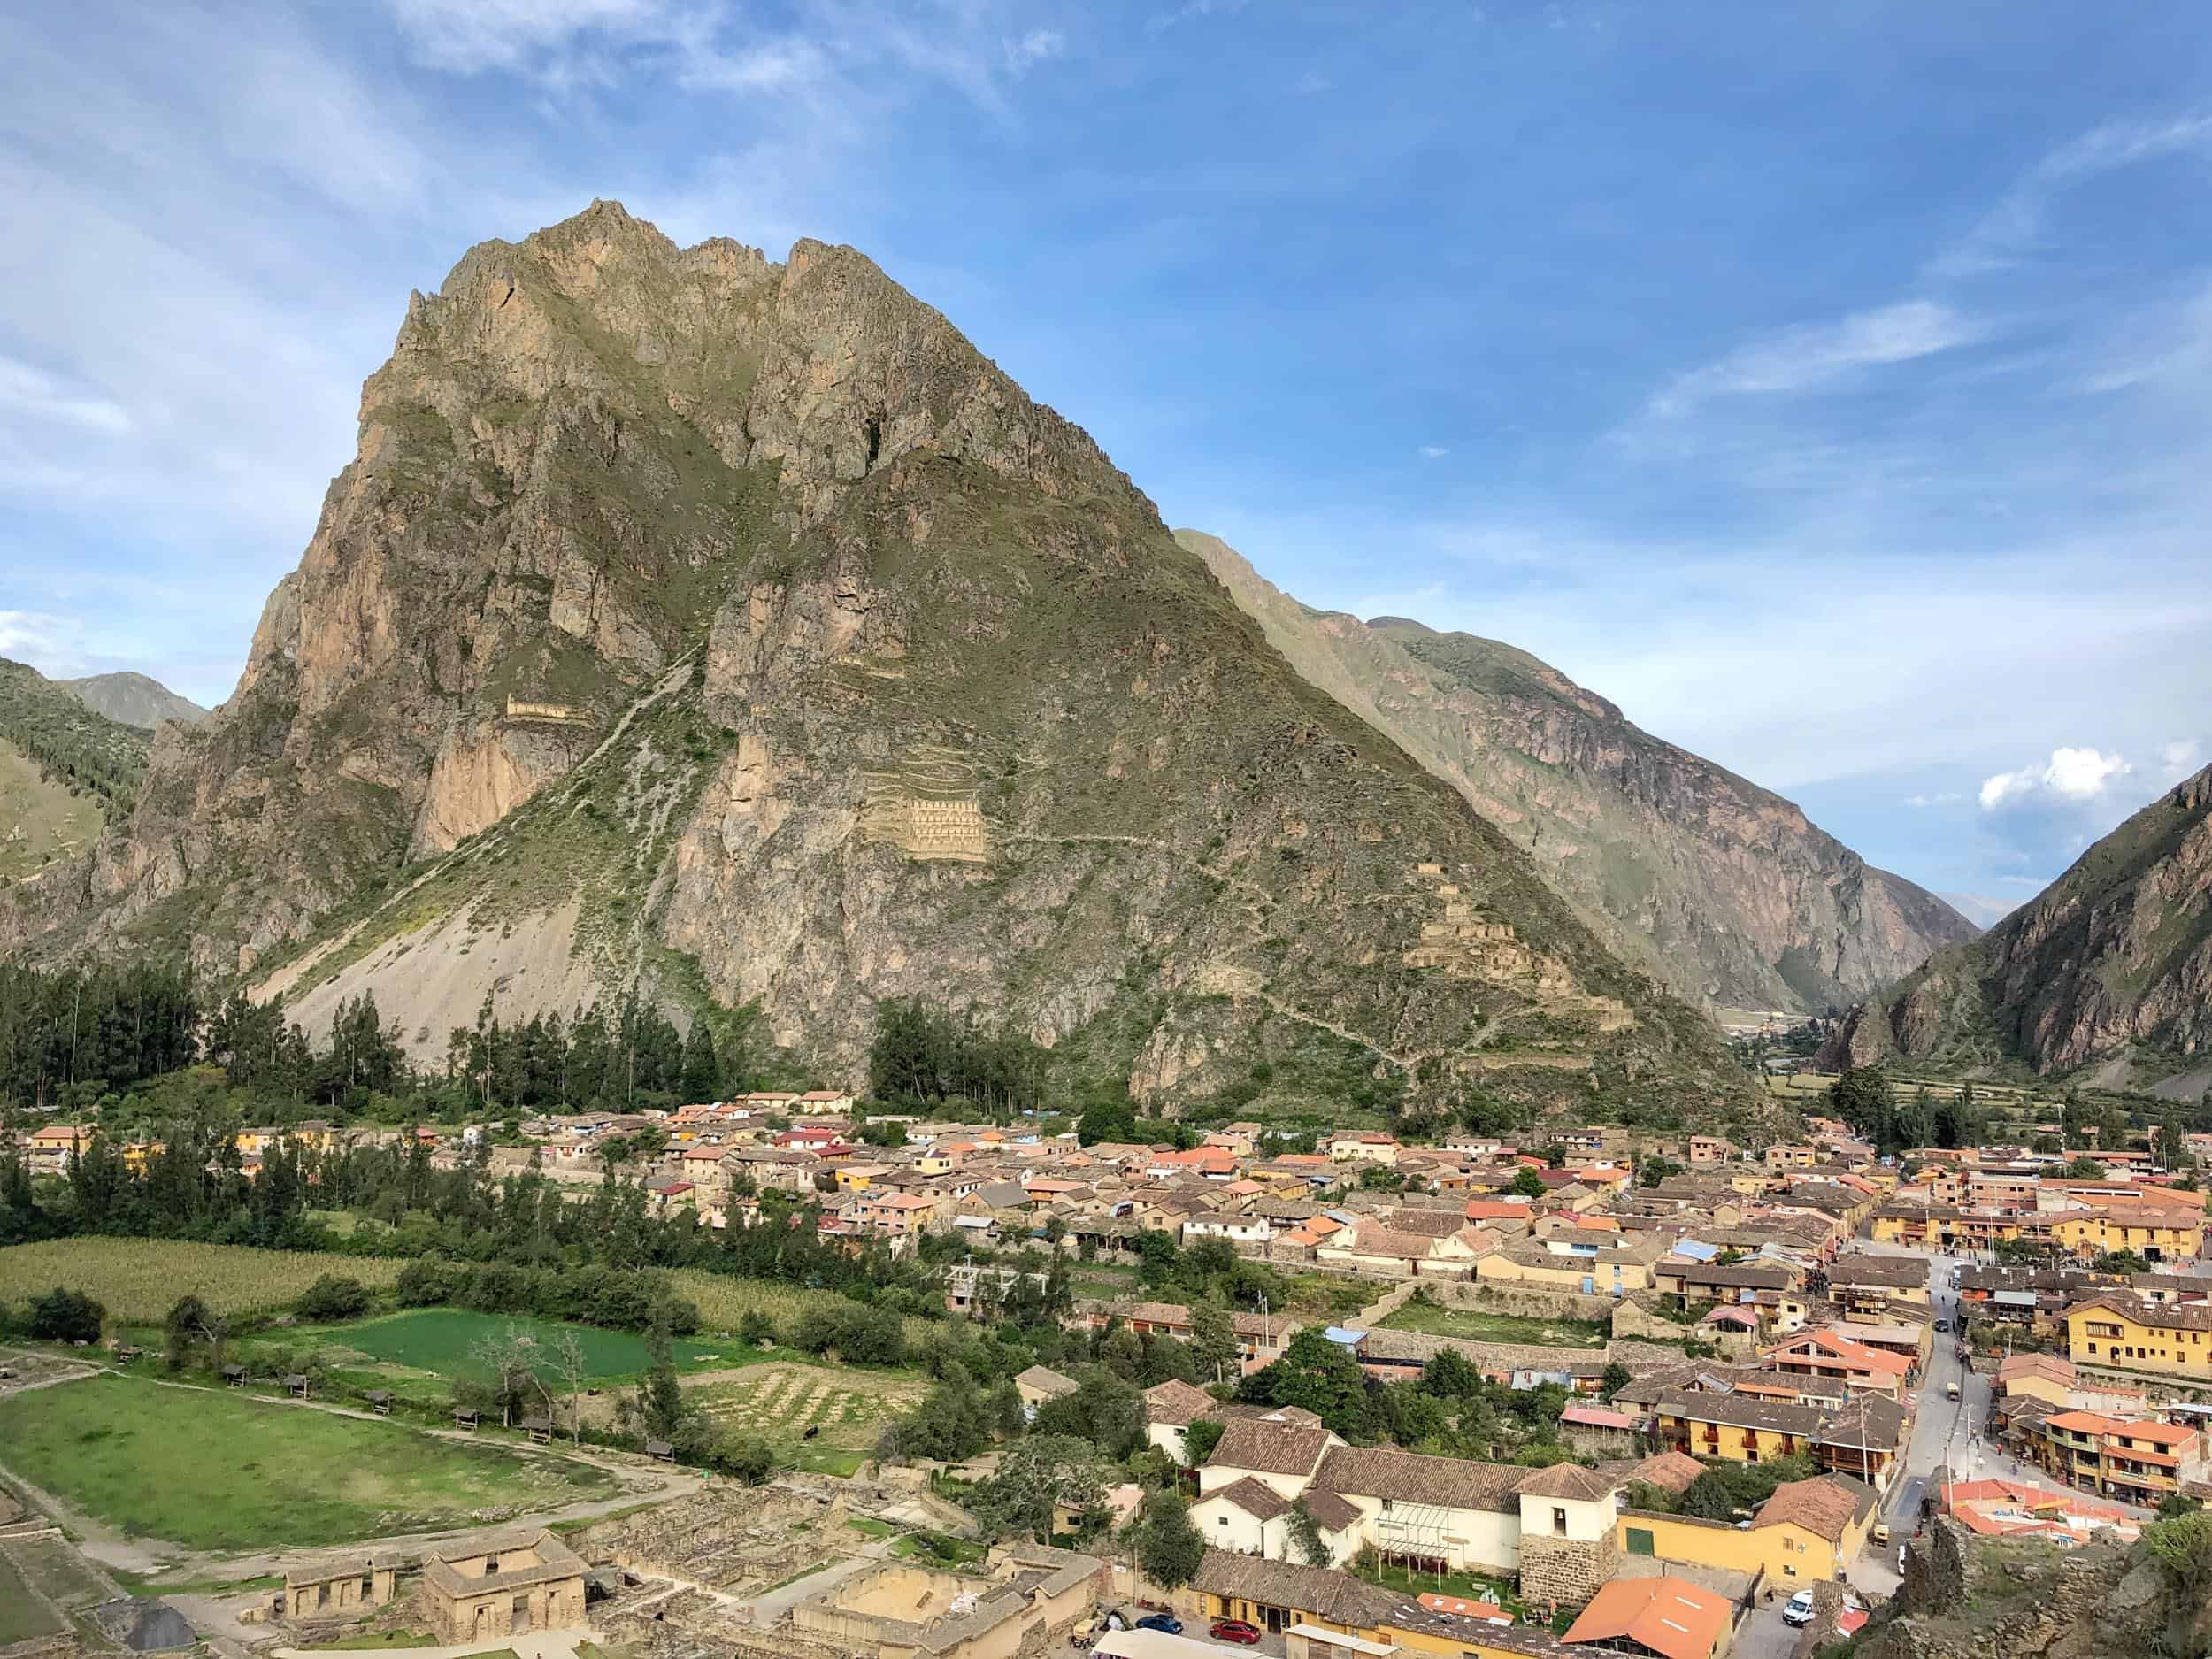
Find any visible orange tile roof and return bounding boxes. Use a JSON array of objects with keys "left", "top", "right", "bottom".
[{"left": 1563, "top": 1578, "right": 1730, "bottom": 1659}]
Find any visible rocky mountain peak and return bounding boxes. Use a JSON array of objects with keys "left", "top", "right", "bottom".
[{"left": 0, "top": 204, "right": 1744, "bottom": 1123}]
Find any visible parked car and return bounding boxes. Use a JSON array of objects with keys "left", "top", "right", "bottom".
[
  {"left": 1783, "top": 1591, "right": 1817, "bottom": 1628},
  {"left": 1210, "top": 1620, "right": 1263, "bottom": 1645},
  {"left": 1934, "top": 1317, "right": 1950, "bottom": 1333},
  {"left": 1134, "top": 1615, "right": 1183, "bottom": 1635}
]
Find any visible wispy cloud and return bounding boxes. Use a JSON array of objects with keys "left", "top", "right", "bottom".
[
  {"left": 1932, "top": 111, "right": 2212, "bottom": 280},
  {"left": 1416, "top": 443, "right": 1449, "bottom": 459},
  {"left": 1904, "top": 792, "right": 1962, "bottom": 809},
  {"left": 2163, "top": 739, "right": 2206, "bottom": 781},
  {"left": 1645, "top": 300, "right": 1985, "bottom": 420},
  {"left": 1146, "top": 0, "right": 1248, "bottom": 36},
  {"left": 0, "top": 357, "right": 132, "bottom": 434}
]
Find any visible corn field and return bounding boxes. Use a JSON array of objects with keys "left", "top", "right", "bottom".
[{"left": 0, "top": 1239, "right": 405, "bottom": 1322}]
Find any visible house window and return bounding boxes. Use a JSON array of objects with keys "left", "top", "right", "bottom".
[
  {"left": 1553, "top": 1508, "right": 1568, "bottom": 1536},
  {"left": 1626, "top": 1528, "right": 1655, "bottom": 1557}
]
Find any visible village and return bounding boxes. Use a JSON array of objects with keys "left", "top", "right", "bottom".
[{"left": 8, "top": 1093, "right": 2212, "bottom": 1659}]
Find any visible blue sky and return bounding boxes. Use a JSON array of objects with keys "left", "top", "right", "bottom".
[{"left": 2, "top": 1, "right": 2208, "bottom": 920}]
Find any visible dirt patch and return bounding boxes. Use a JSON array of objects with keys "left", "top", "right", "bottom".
[{"left": 271, "top": 899, "right": 601, "bottom": 1063}]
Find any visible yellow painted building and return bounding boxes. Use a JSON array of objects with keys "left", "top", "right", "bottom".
[
  {"left": 2052, "top": 1210, "right": 2203, "bottom": 1263},
  {"left": 1618, "top": 1477, "right": 1876, "bottom": 1585},
  {"left": 2065, "top": 1294, "right": 2212, "bottom": 1379}
]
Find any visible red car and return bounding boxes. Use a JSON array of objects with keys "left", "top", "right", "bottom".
[{"left": 1210, "top": 1620, "right": 1263, "bottom": 1646}]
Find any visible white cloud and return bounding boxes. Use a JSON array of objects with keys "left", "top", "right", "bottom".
[
  {"left": 1980, "top": 747, "right": 2132, "bottom": 811},
  {"left": 2164, "top": 739, "right": 2206, "bottom": 780},
  {"left": 1416, "top": 444, "right": 1449, "bottom": 459},
  {"left": 1904, "top": 792, "right": 1962, "bottom": 808},
  {"left": 1002, "top": 28, "right": 1064, "bottom": 74},
  {"left": 1647, "top": 300, "right": 1984, "bottom": 420}
]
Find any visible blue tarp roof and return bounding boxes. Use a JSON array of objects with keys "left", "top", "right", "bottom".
[
  {"left": 1675, "top": 1239, "right": 1721, "bottom": 1262},
  {"left": 1323, "top": 1326, "right": 1365, "bottom": 1346}
]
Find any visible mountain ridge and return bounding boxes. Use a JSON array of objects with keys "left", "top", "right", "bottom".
[
  {"left": 1824, "top": 763, "right": 2212, "bottom": 1089},
  {"left": 0, "top": 201, "right": 1747, "bottom": 1121},
  {"left": 1176, "top": 529, "right": 1977, "bottom": 1017},
  {"left": 58, "top": 672, "right": 208, "bottom": 728}
]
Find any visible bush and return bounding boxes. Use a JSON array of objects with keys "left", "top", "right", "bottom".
[
  {"left": 29, "top": 1286, "right": 105, "bottom": 1343},
  {"left": 296, "top": 1274, "right": 372, "bottom": 1322},
  {"left": 738, "top": 1310, "right": 778, "bottom": 1347},
  {"left": 717, "top": 1437, "right": 778, "bottom": 1485}
]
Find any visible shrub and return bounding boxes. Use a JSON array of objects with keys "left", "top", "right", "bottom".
[
  {"left": 29, "top": 1286, "right": 105, "bottom": 1343},
  {"left": 296, "top": 1275, "right": 372, "bottom": 1322}
]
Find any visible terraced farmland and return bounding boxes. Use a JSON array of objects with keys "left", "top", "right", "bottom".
[{"left": 684, "top": 1363, "right": 927, "bottom": 1477}]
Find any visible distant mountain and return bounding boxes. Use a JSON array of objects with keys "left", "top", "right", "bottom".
[
  {"left": 1938, "top": 892, "right": 2022, "bottom": 928},
  {"left": 0, "top": 203, "right": 1748, "bottom": 1120},
  {"left": 1825, "top": 764, "right": 2212, "bottom": 1094},
  {"left": 0, "top": 659, "right": 155, "bottom": 881},
  {"left": 1179, "top": 530, "right": 1978, "bottom": 1015},
  {"left": 59, "top": 672, "right": 208, "bottom": 729}
]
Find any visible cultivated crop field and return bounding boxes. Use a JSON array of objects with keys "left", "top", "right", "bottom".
[
  {"left": 0, "top": 1374, "right": 614, "bottom": 1552},
  {"left": 667, "top": 1269, "right": 937, "bottom": 1349},
  {"left": 0, "top": 1239, "right": 404, "bottom": 1321},
  {"left": 685, "top": 1362, "right": 926, "bottom": 1477},
  {"left": 1379, "top": 1301, "right": 1610, "bottom": 1348},
  {"left": 264, "top": 1309, "right": 731, "bottom": 1381}
]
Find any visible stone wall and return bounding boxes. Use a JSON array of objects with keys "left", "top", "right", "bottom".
[
  {"left": 1856, "top": 1520, "right": 2164, "bottom": 1659},
  {"left": 1517, "top": 1532, "right": 1617, "bottom": 1610},
  {"left": 1428, "top": 1281, "right": 1621, "bottom": 1323}
]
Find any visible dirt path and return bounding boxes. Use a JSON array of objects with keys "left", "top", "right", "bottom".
[{"left": 0, "top": 1368, "right": 701, "bottom": 1581}]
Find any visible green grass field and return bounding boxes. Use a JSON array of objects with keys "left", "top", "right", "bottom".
[
  {"left": 0, "top": 1549, "right": 68, "bottom": 1642},
  {"left": 1378, "top": 1300, "right": 1609, "bottom": 1348},
  {"left": 0, "top": 1375, "right": 615, "bottom": 1551},
  {"left": 268, "top": 1309, "right": 731, "bottom": 1381}
]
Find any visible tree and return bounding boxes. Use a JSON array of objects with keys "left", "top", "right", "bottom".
[
  {"left": 28, "top": 1287, "right": 104, "bottom": 1344},
  {"left": 1599, "top": 1362, "right": 1633, "bottom": 1402},
  {"left": 640, "top": 1315, "right": 685, "bottom": 1442},
  {"left": 469, "top": 1325, "right": 552, "bottom": 1428},
  {"left": 1419, "top": 1348, "right": 1481, "bottom": 1400},
  {"left": 974, "top": 1435, "right": 1112, "bottom": 1542},
  {"left": 1244, "top": 1328, "right": 1371, "bottom": 1439},
  {"left": 1130, "top": 1488, "right": 1205, "bottom": 1591},
  {"left": 163, "top": 1293, "right": 211, "bottom": 1371},
  {"left": 1286, "top": 1499, "right": 1331, "bottom": 1566},
  {"left": 2094, "top": 1250, "right": 2153, "bottom": 1277},
  {"left": 1509, "top": 1167, "right": 1548, "bottom": 1200},
  {"left": 1638, "top": 1156, "right": 1680, "bottom": 1190},
  {"left": 1180, "top": 1417, "right": 1227, "bottom": 1469},
  {"left": 679, "top": 1020, "right": 722, "bottom": 1103},
  {"left": 2145, "top": 1509, "right": 2212, "bottom": 1595},
  {"left": 549, "top": 1329, "right": 589, "bottom": 1444},
  {"left": 1190, "top": 1300, "right": 1239, "bottom": 1386},
  {"left": 2063, "top": 1156, "right": 2108, "bottom": 1180},
  {"left": 1033, "top": 1374, "right": 1148, "bottom": 1461}
]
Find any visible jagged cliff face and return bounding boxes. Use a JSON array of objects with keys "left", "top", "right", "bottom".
[
  {"left": 0, "top": 203, "right": 1740, "bottom": 1109},
  {"left": 1179, "top": 532, "right": 1976, "bottom": 1015},
  {"left": 1825, "top": 764, "right": 2212, "bottom": 1084}
]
